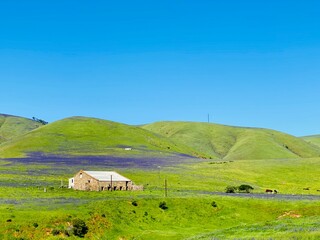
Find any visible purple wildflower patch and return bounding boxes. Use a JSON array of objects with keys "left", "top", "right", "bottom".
[{"left": 4, "top": 152, "right": 199, "bottom": 170}]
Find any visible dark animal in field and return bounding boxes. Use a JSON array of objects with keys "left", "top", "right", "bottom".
[
  {"left": 303, "top": 188, "right": 310, "bottom": 190},
  {"left": 273, "top": 190, "right": 278, "bottom": 194},
  {"left": 265, "top": 189, "right": 273, "bottom": 193},
  {"left": 317, "top": 190, "right": 320, "bottom": 192}
]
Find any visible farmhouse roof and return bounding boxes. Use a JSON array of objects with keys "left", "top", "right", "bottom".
[{"left": 83, "top": 171, "right": 131, "bottom": 182}]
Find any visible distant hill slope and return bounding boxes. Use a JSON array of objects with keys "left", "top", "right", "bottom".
[
  {"left": 301, "top": 134, "right": 320, "bottom": 148},
  {"left": 0, "top": 114, "right": 42, "bottom": 144},
  {"left": 0, "top": 117, "right": 200, "bottom": 158},
  {"left": 2, "top": 115, "right": 319, "bottom": 161},
  {"left": 142, "top": 121, "right": 320, "bottom": 160}
]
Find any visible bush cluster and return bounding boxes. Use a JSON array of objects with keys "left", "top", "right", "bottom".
[
  {"left": 50, "top": 218, "right": 88, "bottom": 238},
  {"left": 225, "top": 184, "right": 254, "bottom": 193}
]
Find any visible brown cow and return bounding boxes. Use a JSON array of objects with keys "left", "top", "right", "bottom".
[{"left": 265, "top": 189, "right": 273, "bottom": 193}]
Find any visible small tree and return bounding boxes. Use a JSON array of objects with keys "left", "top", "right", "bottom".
[
  {"left": 159, "top": 201, "right": 168, "bottom": 210},
  {"left": 32, "top": 117, "right": 48, "bottom": 125},
  {"left": 225, "top": 186, "right": 237, "bottom": 193},
  {"left": 238, "top": 184, "right": 254, "bottom": 193},
  {"left": 72, "top": 218, "right": 88, "bottom": 238}
]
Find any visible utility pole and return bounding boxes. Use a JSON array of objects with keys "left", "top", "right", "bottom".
[
  {"left": 111, "top": 175, "right": 113, "bottom": 192},
  {"left": 158, "top": 166, "right": 161, "bottom": 181},
  {"left": 207, "top": 114, "right": 210, "bottom": 123},
  {"left": 164, "top": 179, "right": 168, "bottom": 197}
]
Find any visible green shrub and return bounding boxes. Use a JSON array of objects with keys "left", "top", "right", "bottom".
[
  {"left": 51, "top": 228, "right": 60, "bottom": 236},
  {"left": 238, "top": 184, "right": 254, "bottom": 193},
  {"left": 72, "top": 218, "right": 88, "bottom": 238},
  {"left": 211, "top": 201, "right": 217, "bottom": 208},
  {"left": 159, "top": 201, "right": 168, "bottom": 210},
  {"left": 33, "top": 223, "right": 38, "bottom": 228},
  {"left": 132, "top": 200, "right": 138, "bottom": 206},
  {"left": 225, "top": 186, "right": 237, "bottom": 193}
]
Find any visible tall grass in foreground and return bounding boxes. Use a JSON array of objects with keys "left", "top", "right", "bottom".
[{"left": 0, "top": 195, "right": 319, "bottom": 239}]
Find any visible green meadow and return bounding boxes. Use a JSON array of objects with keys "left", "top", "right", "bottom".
[
  {"left": 0, "top": 156, "right": 319, "bottom": 239},
  {"left": 0, "top": 114, "right": 320, "bottom": 239}
]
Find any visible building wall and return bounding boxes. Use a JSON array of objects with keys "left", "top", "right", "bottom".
[
  {"left": 73, "top": 171, "right": 100, "bottom": 191},
  {"left": 73, "top": 170, "right": 133, "bottom": 191},
  {"left": 68, "top": 178, "right": 74, "bottom": 189}
]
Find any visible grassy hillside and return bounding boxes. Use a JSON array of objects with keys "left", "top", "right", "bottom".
[
  {"left": 142, "top": 121, "right": 320, "bottom": 160},
  {"left": 0, "top": 117, "right": 200, "bottom": 158},
  {"left": 302, "top": 134, "right": 320, "bottom": 148},
  {"left": 2, "top": 115, "right": 320, "bottom": 161},
  {"left": 0, "top": 114, "right": 42, "bottom": 144}
]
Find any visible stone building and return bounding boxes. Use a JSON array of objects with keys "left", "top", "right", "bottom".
[{"left": 68, "top": 170, "right": 134, "bottom": 191}]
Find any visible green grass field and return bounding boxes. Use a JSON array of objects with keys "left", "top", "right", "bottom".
[
  {"left": 2, "top": 194, "right": 319, "bottom": 240},
  {"left": 0, "top": 156, "right": 319, "bottom": 239},
  {"left": 0, "top": 114, "right": 319, "bottom": 239}
]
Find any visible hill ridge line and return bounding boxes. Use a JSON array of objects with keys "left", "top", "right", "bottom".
[{"left": 1, "top": 114, "right": 320, "bottom": 160}]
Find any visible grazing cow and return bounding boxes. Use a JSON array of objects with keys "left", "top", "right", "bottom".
[
  {"left": 265, "top": 189, "right": 273, "bottom": 194},
  {"left": 303, "top": 187, "right": 310, "bottom": 190},
  {"left": 273, "top": 190, "right": 278, "bottom": 194}
]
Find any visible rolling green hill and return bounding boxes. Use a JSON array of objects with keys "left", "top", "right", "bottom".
[
  {"left": 0, "top": 116, "right": 199, "bottom": 158},
  {"left": 0, "top": 114, "right": 42, "bottom": 144},
  {"left": 142, "top": 121, "right": 320, "bottom": 160},
  {"left": 1, "top": 115, "right": 320, "bottom": 160},
  {"left": 301, "top": 134, "right": 320, "bottom": 148}
]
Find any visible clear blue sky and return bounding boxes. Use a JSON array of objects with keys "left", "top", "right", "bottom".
[{"left": 1, "top": 1, "right": 320, "bottom": 136}]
